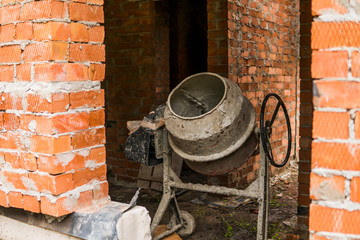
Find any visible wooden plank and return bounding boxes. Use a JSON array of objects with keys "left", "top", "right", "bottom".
[
  {"left": 137, "top": 152, "right": 183, "bottom": 191},
  {"left": 150, "top": 164, "right": 164, "bottom": 191},
  {"left": 137, "top": 179, "right": 150, "bottom": 189},
  {"left": 154, "top": 225, "right": 182, "bottom": 240},
  {"left": 137, "top": 164, "right": 153, "bottom": 189}
]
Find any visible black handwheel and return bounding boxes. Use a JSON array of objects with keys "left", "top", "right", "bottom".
[{"left": 260, "top": 93, "right": 292, "bottom": 168}]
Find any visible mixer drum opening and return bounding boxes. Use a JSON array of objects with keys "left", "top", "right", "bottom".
[
  {"left": 164, "top": 73, "right": 257, "bottom": 175},
  {"left": 169, "top": 74, "right": 225, "bottom": 118}
]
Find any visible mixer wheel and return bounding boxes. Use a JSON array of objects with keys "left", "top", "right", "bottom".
[
  {"left": 170, "top": 210, "right": 196, "bottom": 237},
  {"left": 260, "top": 93, "right": 292, "bottom": 168}
]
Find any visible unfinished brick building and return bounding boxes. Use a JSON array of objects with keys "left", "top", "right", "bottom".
[
  {"left": 0, "top": 0, "right": 358, "bottom": 239},
  {"left": 104, "top": 0, "right": 299, "bottom": 187}
]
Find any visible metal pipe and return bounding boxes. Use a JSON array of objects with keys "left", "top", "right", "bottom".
[{"left": 169, "top": 181, "right": 259, "bottom": 199}]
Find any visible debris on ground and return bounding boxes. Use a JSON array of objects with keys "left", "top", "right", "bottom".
[{"left": 110, "top": 161, "right": 305, "bottom": 240}]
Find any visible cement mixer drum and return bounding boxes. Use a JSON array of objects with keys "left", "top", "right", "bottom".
[{"left": 164, "top": 72, "right": 257, "bottom": 175}]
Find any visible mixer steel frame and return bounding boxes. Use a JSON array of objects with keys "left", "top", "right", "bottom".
[{"left": 150, "top": 128, "right": 270, "bottom": 240}]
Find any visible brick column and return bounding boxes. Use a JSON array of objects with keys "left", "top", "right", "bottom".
[
  {"left": 298, "top": 0, "right": 312, "bottom": 227},
  {"left": 226, "top": 0, "right": 299, "bottom": 187},
  {"left": 0, "top": 0, "right": 108, "bottom": 217},
  {"left": 310, "top": 0, "right": 360, "bottom": 238}
]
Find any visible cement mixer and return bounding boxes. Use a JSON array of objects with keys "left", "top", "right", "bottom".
[{"left": 125, "top": 72, "right": 292, "bottom": 240}]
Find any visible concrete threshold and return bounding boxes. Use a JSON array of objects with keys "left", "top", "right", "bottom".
[{"left": 0, "top": 201, "right": 151, "bottom": 240}]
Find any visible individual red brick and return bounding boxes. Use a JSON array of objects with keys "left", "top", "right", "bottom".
[
  {"left": 18, "top": 116, "right": 34, "bottom": 132},
  {"left": 313, "top": 111, "right": 349, "bottom": 139},
  {"left": 0, "top": 190, "right": 8, "bottom": 207},
  {"left": 27, "top": 93, "right": 69, "bottom": 113},
  {"left": 29, "top": 172, "right": 73, "bottom": 195},
  {"left": 0, "top": 65, "right": 14, "bottom": 82},
  {"left": 88, "top": 64, "right": 105, "bottom": 81},
  {"left": 21, "top": 0, "right": 66, "bottom": 20},
  {"left": 88, "top": 26, "right": 104, "bottom": 43},
  {"left": 72, "top": 127, "right": 105, "bottom": 150},
  {"left": 312, "top": 22, "right": 360, "bottom": 49},
  {"left": 23, "top": 42, "right": 68, "bottom": 62},
  {"left": 23, "top": 195, "right": 41, "bottom": 213},
  {"left": 0, "top": 113, "right": 3, "bottom": 130},
  {"left": 0, "top": 132, "right": 21, "bottom": 150},
  {"left": 310, "top": 173, "right": 345, "bottom": 200},
  {"left": 352, "top": 51, "right": 360, "bottom": 77},
  {"left": 19, "top": 153, "right": 37, "bottom": 171},
  {"left": 73, "top": 164, "right": 107, "bottom": 188},
  {"left": 33, "top": 22, "right": 69, "bottom": 41},
  {"left": 312, "top": 0, "right": 348, "bottom": 16},
  {"left": 69, "top": 44, "right": 105, "bottom": 62},
  {"left": 2, "top": 0, "right": 16, "bottom": 5},
  {"left": 0, "top": 24, "right": 15, "bottom": 42},
  {"left": 87, "top": 147, "right": 106, "bottom": 164},
  {"left": 298, "top": 195, "right": 310, "bottom": 206},
  {"left": 312, "top": 142, "right": 360, "bottom": 171},
  {"left": 0, "top": 92, "right": 14, "bottom": 111},
  {"left": 0, "top": 45, "right": 21, "bottom": 63},
  {"left": 15, "top": 22, "right": 33, "bottom": 40},
  {"left": 40, "top": 196, "right": 74, "bottom": 217},
  {"left": 31, "top": 135, "right": 72, "bottom": 154},
  {"left": 20, "top": 115, "right": 53, "bottom": 134},
  {"left": 8, "top": 191, "right": 22, "bottom": 208},
  {"left": 93, "top": 181, "right": 108, "bottom": 201},
  {"left": 69, "top": 2, "right": 104, "bottom": 23},
  {"left": 67, "top": 63, "right": 88, "bottom": 81},
  {"left": 89, "top": 109, "right": 105, "bottom": 127},
  {"left": 356, "top": 112, "right": 360, "bottom": 139},
  {"left": 16, "top": 63, "right": 32, "bottom": 81},
  {"left": 34, "top": 63, "right": 66, "bottom": 82},
  {"left": 310, "top": 204, "right": 360, "bottom": 234},
  {"left": 70, "top": 89, "right": 104, "bottom": 109},
  {"left": 2, "top": 171, "right": 28, "bottom": 190},
  {"left": 69, "top": 22, "right": 88, "bottom": 42},
  {"left": 312, "top": 51, "right": 348, "bottom": 78},
  {"left": 76, "top": 190, "right": 93, "bottom": 210},
  {"left": 314, "top": 81, "right": 360, "bottom": 108},
  {"left": 53, "top": 112, "right": 89, "bottom": 133},
  {"left": 3, "top": 112, "right": 20, "bottom": 130},
  {"left": 351, "top": 177, "right": 360, "bottom": 203},
  {"left": 0, "top": 4, "right": 21, "bottom": 25},
  {"left": 5, "top": 152, "right": 20, "bottom": 169},
  {"left": 37, "top": 153, "right": 85, "bottom": 174},
  {"left": 87, "top": 0, "right": 104, "bottom": 5}
]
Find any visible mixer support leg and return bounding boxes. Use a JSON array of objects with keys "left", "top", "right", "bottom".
[
  {"left": 256, "top": 141, "right": 269, "bottom": 240},
  {"left": 150, "top": 191, "right": 171, "bottom": 235},
  {"left": 151, "top": 129, "right": 183, "bottom": 239}
]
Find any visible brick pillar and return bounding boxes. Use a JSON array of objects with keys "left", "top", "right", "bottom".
[
  {"left": 0, "top": 0, "right": 108, "bottom": 217},
  {"left": 104, "top": 0, "right": 170, "bottom": 183},
  {"left": 226, "top": 0, "right": 299, "bottom": 188},
  {"left": 310, "top": 0, "right": 360, "bottom": 238}
]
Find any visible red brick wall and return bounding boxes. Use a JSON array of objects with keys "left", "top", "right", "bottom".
[
  {"left": 104, "top": 0, "right": 170, "bottom": 183},
  {"left": 104, "top": 0, "right": 300, "bottom": 189},
  {"left": 225, "top": 0, "right": 300, "bottom": 187},
  {"left": 298, "top": 0, "right": 312, "bottom": 226},
  {"left": 310, "top": 0, "right": 360, "bottom": 238},
  {"left": 207, "top": 0, "right": 228, "bottom": 77},
  {"left": 0, "top": 0, "right": 108, "bottom": 217}
]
